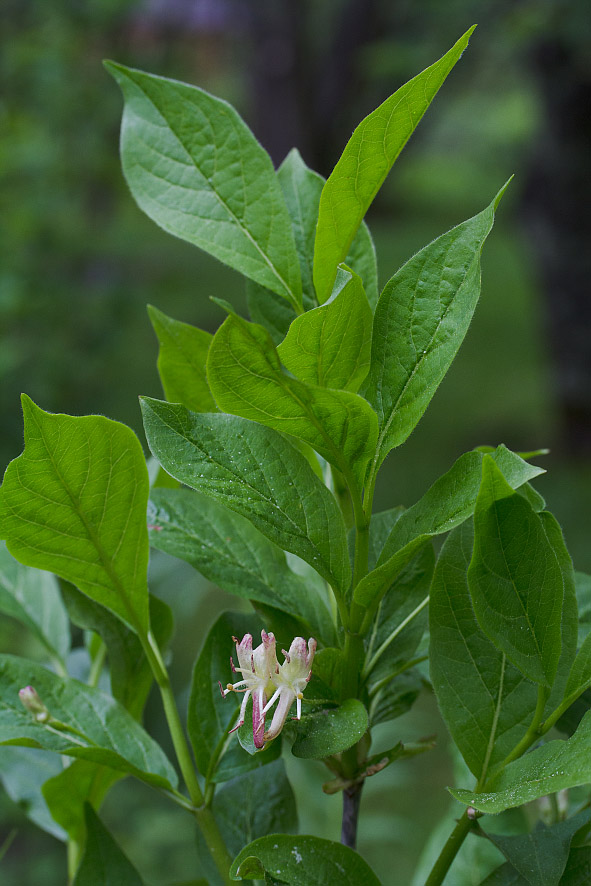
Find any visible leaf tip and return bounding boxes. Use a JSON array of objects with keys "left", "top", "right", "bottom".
[{"left": 493, "top": 175, "right": 514, "bottom": 211}]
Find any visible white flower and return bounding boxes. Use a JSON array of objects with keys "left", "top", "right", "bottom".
[{"left": 263, "top": 637, "right": 317, "bottom": 742}]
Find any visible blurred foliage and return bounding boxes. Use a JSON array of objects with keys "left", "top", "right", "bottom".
[{"left": 1, "top": 0, "right": 590, "bottom": 884}]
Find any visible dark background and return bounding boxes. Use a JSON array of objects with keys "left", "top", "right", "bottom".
[{"left": 1, "top": 1, "right": 590, "bottom": 883}]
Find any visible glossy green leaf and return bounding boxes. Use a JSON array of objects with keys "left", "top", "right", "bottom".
[
  {"left": 212, "top": 759, "right": 297, "bottom": 858},
  {"left": 277, "top": 266, "right": 372, "bottom": 392},
  {"left": 451, "top": 709, "right": 591, "bottom": 814},
  {"left": 485, "top": 809, "right": 591, "bottom": 886},
  {"left": 0, "top": 541, "right": 70, "bottom": 668},
  {"left": 206, "top": 314, "right": 378, "bottom": 490},
  {"left": 468, "top": 457, "right": 564, "bottom": 686},
  {"left": 230, "top": 834, "right": 381, "bottom": 884},
  {"left": 364, "top": 183, "right": 508, "bottom": 467},
  {"left": 147, "top": 488, "right": 333, "bottom": 643},
  {"left": 105, "top": 63, "right": 302, "bottom": 309},
  {"left": 354, "top": 445, "right": 543, "bottom": 611},
  {"left": 73, "top": 804, "right": 144, "bottom": 886},
  {"left": 0, "top": 747, "right": 65, "bottom": 840},
  {"left": 0, "top": 654, "right": 176, "bottom": 791},
  {"left": 0, "top": 397, "right": 150, "bottom": 636},
  {"left": 430, "top": 522, "right": 538, "bottom": 779},
  {"left": 61, "top": 586, "right": 173, "bottom": 720},
  {"left": 187, "top": 612, "right": 279, "bottom": 783},
  {"left": 148, "top": 305, "right": 217, "bottom": 412},
  {"left": 313, "top": 26, "right": 475, "bottom": 303},
  {"left": 42, "top": 759, "right": 122, "bottom": 846},
  {"left": 141, "top": 398, "right": 351, "bottom": 594},
  {"left": 291, "top": 698, "right": 368, "bottom": 759}
]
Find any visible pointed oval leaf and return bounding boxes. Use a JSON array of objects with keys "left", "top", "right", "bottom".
[
  {"left": 73, "top": 805, "right": 144, "bottom": 886},
  {"left": 468, "top": 457, "right": 564, "bottom": 686},
  {"left": 364, "top": 183, "right": 509, "bottom": 469},
  {"left": 277, "top": 266, "right": 372, "bottom": 393},
  {"left": 206, "top": 314, "right": 378, "bottom": 491},
  {"left": 230, "top": 834, "right": 381, "bottom": 884},
  {"left": 148, "top": 305, "right": 218, "bottom": 412},
  {"left": 141, "top": 398, "right": 351, "bottom": 594},
  {"left": 42, "top": 759, "right": 122, "bottom": 846},
  {"left": 313, "top": 26, "right": 476, "bottom": 303},
  {"left": 0, "top": 654, "right": 177, "bottom": 791},
  {"left": 105, "top": 62, "right": 302, "bottom": 309},
  {"left": 291, "top": 698, "right": 368, "bottom": 759},
  {"left": 0, "top": 397, "right": 150, "bottom": 636}
]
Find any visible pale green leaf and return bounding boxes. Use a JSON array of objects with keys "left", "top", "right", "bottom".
[
  {"left": 206, "top": 314, "right": 378, "bottom": 491},
  {"left": 0, "top": 396, "right": 150, "bottom": 636},
  {"left": 230, "top": 834, "right": 381, "bottom": 884},
  {"left": 313, "top": 26, "right": 476, "bottom": 303},
  {"left": 468, "top": 457, "right": 564, "bottom": 686},
  {"left": 0, "top": 541, "right": 70, "bottom": 667},
  {"left": 277, "top": 266, "right": 372, "bottom": 392},
  {"left": 451, "top": 709, "right": 591, "bottom": 814},
  {"left": 42, "top": 759, "right": 122, "bottom": 846},
  {"left": 141, "top": 398, "right": 351, "bottom": 594},
  {"left": 105, "top": 62, "right": 302, "bottom": 308},
  {"left": 147, "top": 305, "right": 218, "bottom": 412},
  {"left": 0, "top": 654, "right": 177, "bottom": 790},
  {"left": 364, "top": 183, "right": 509, "bottom": 467}
]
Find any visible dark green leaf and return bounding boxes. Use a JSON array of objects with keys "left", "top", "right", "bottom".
[
  {"left": 0, "top": 747, "right": 65, "bottom": 840},
  {"left": 230, "top": 834, "right": 381, "bottom": 884},
  {"left": 0, "top": 654, "right": 177, "bottom": 790},
  {"left": 451, "top": 710, "right": 591, "bottom": 814},
  {"left": 364, "top": 183, "right": 509, "bottom": 466},
  {"left": 105, "top": 63, "right": 302, "bottom": 309},
  {"left": 430, "top": 522, "right": 537, "bottom": 779},
  {"left": 369, "top": 669, "right": 423, "bottom": 727},
  {"left": 468, "top": 457, "right": 564, "bottom": 686},
  {"left": 560, "top": 847, "right": 591, "bottom": 885},
  {"left": 206, "top": 314, "right": 378, "bottom": 491},
  {"left": 0, "top": 541, "right": 70, "bottom": 667},
  {"left": 291, "top": 699, "right": 368, "bottom": 759},
  {"left": 313, "top": 26, "right": 476, "bottom": 303},
  {"left": 140, "top": 398, "right": 351, "bottom": 594},
  {"left": 147, "top": 305, "right": 217, "bottom": 412},
  {"left": 73, "top": 804, "right": 144, "bottom": 885},
  {"left": 354, "top": 445, "right": 543, "bottom": 611},
  {"left": 277, "top": 266, "right": 372, "bottom": 393},
  {"left": 480, "top": 863, "right": 529, "bottom": 884},
  {"left": 0, "top": 397, "right": 150, "bottom": 636},
  {"left": 575, "top": 572, "right": 591, "bottom": 646},
  {"left": 147, "top": 488, "right": 334, "bottom": 644}
]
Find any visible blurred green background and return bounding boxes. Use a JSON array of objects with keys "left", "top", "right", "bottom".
[{"left": 1, "top": 0, "right": 590, "bottom": 883}]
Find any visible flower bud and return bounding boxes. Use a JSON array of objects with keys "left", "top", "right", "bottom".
[{"left": 19, "top": 686, "right": 50, "bottom": 723}]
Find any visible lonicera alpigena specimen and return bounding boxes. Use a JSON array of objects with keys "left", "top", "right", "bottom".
[{"left": 2, "top": 24, "right": 591, "bottom": 886}]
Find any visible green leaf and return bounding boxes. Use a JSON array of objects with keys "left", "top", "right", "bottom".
[
  {"left": 147, "top": 488, "right": 333, "bottom": 644},
  {"left": 575, "top": 572, "right": 591, "bottom": 645},
  {"left": 0, "top": 654, "right": 177, "bottom": 790},
  {"left": 42, "top": 759, "right": 122, "bottom": 846},
  {"left": 354, "top": 445, "right": 543, "bottom": 611},
  {"left": 560, "top": 848, "right": 591, "bottom": 885},
  {"left": 364, "top": 183, "right": 509, "bottom": 467},
  {"left": 230, "top": 834, "right": 381, "bottom": 884},
  {"left": 61, "top": 586, "right": 173, "bottom": 720},
  {"left": 0, "top": 396, "right": 150, "bottom": 637},
  {"left": 291, "top": 698, "right": 368, "bottom": 758},
  {"left": 480, "top": 863, "right": 529, "bottom": 885},
  {"left": 451, "top": 709, "right": 591, "bottom": 814},
  {"left": 212, "top": 759, "right": 297, "bottom": 858},
  {"left": 313, "top": 26, "right": 476, "bottom": 303},
  {"left": 468, "top": 457, "right": 564, "bottom": 686},
  {"left": 105, "top": 62, "right": 302, "bottom": 309},
  {"left": 141, "top": 398, "right": 351, "bottom": 594},
  {"left": 484, "top": 809, "right": 591, "bottom": 886},
  {"left": 0, "top": 541, "right": 70, "bottom": 668},
  {"left": 0, "top": 747, "right": 65, "bottom": 840},
  {"left": 147, "top": 305, "right": 218, "bottom": 412},
  {"left": 430, "top": 522, "right": 538, "bottom": 780},
  {"left": 206, "top": 314, "right": 378, "bottom": 490},
  {"left": 369, "top": 669, "right": 424, "bottom": 727},
  {"left": 73, "top": 804, "right": 144, "bottom": 886},
  {"left": 277, "top": 266, "right": 372, "bottom": 393},
  {"left": 187, "top": 612, "right": 279, "bottom": 783}
]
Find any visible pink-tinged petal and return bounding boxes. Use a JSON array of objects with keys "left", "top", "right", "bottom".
[
  {"left": 235, "top": 634, "right": 253, "bottom": 673},
  {"left": 252, "top": 687, "right": 266, "bottom": 749},
  {"left": 264, "top": 689, "right": 295, "bottom": 741}
]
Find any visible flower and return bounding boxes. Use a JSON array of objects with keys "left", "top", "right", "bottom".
[{"left": 220, "top": 632, "right": 316, "bottom": 747}]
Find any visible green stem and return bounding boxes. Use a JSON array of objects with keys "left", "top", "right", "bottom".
[
  {"left": 67, "top": 838, "right": 82, "bottom": 885},
  {"left": 486, "top": 683, "right": 547, "bottom": 783},
  {"left": 87, "top": 639, "right": 107, "bottom": 689},
  {"left": 362, "top": 596, "right": 429, "bottom": 679},
  {"left": 424, "top": 810, "right": 473, "bottom": 886}
]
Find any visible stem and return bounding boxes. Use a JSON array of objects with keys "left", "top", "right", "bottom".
[
  {"left": 486, "top": 683, "right": 547, "bottom": 783},
  {"left": 87, "top": 639, "right": 107, "bottom": 688},
  {"left": 67, "top": 838, "right": 82, "bottom": 886},
  {"left": 424, "top": 811, "right": 473, "bottom": 886},
  {"left": 341, "top": 781, "right": 364, "bottom": 849},
  {"left": 362, "top": 596, "right": 429, "bottom": 679}
]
